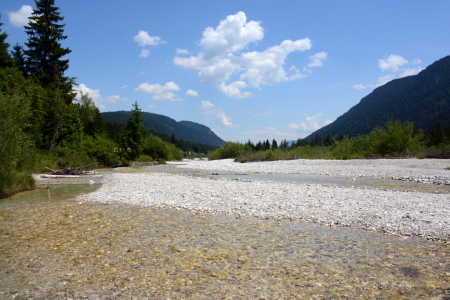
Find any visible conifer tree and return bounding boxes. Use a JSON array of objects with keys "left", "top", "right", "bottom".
[
  {"left": 24, "top": 0, "right": 76, "bottom": 151},
  {"left": 123, "top": 102, "right": 145, "bottom": 161},
  {"left": 0, "top": 15, "right": 14, "bottom": 69},
  {"left": 24, "top": 0, "right": 75, "bottom": 101}
]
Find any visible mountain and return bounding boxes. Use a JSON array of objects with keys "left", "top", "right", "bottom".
[
  {"left": 307, "top": 55, "right": 450, "bottom": 139},
  {"left": 101, "top": 111, "right": 225, "bottom": 147}
]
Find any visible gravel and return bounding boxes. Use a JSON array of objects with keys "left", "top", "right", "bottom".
[{"left": 77, "top": 159, "right": 450, "bottom": 242}]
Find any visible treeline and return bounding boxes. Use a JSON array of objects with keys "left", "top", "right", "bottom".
[
  {"left": 103, "top": 120, "right": 217, "bottom": 155},
  {"left": 208, "top": 121, "right": 450, "bottom": 161},
  {"left": 0, "top": 1, "right": 187, "bottom": 198}
]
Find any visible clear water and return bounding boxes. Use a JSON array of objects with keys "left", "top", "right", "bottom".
[{"left": 0, "top": 168, "right": 449, "bottom": 299}]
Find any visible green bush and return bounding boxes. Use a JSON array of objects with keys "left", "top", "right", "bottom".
[
  {"left": 368, "top": 121, "right": 415, "bottom": 155},
  {"left": 142, "top": 135, "right": 183, "bottom": 162},
  {"left": 0, "top": 92, "right": 37, "bottom": 198},
  {"left": 207, "top": 142, "right": 252, "bottom": 160},
  {"left": 81, "top": 134, "right": 122, "bottom": 167}
]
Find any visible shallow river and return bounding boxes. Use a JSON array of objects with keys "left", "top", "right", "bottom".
[{"left": 0, "top": 168, "right": 449, "bottom": 299}]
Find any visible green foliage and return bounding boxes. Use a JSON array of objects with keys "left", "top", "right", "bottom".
[
  {"left": 24, "top": 0, "right": 75, "bottom": 97},
  {"left": 135, "top": 155, "right": 153, "bottom": 162},
  {"left": 207, "top": 142, "right": 252, "bottom": 160},
  {"left": 122, "top": 102, "right": 145, "bottom": 161},
  {"left": 0, "top": 92, "right": 36, "bottom": 198},
  {"left": 368, "top": 120, "right": 415, "bottom": 155},
  {"left": 0, "top": 15, "right": 14, "bottom": 69},
  {"left": 81, "top": 134, "right": 121, "bottom": 167},
  {"left": 142, "top": 135, "right": 183, "bottom": 162}
]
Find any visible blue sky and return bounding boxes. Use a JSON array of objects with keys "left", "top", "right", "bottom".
[{"left": 3, "top": 1, "right": 450, "bottom": 143}]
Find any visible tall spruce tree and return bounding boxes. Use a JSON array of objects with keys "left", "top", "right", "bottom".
[
  {"left": 24, "top": 0, "right": 76, "bottom": 151},
  {"left": 24, "top": 0, "right": 74, "bottom": 99},
  {"left": 0, "top": 15, "right": 14, "bottom": 68},
  {"left": 123, "top": 102, "right": 145, "bottom": 161}
]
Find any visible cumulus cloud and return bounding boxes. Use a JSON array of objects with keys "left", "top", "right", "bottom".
[
  {"left": 134, "top": 30, "right": 165, "bottom": 58},
  {"left": 218, "top": 81, "right": 252, "bottom": 98},
  {"left": 201, "top": 100, "right": 237, "bottom": 127},
  {"left": 174, "top": 11, "right": 320, "bottom": 98},
  {"left": 74, "top": 84, "right": 127, "bottom": 110},
  {"left": 289, "top": 113, "right": 332, "bottom": 135},
  {"left": 186, "top": 89, "right": 198, "bottom": 97},
  {"left": 8, "top": 5, "right": 33, "bottom": 27},
  {"left": 134, "top": 30, "right": 164, "bottom": 47},
  {"left": 400, "top": 67, "right": 424, "bottom": 78},
  {"left": 354, "top": 54, "right": 424, "bottom": 89},
  {"left": 378, "top": 54, "right": 408, "bottom": 72},
  {"left": 308, "top": 51, "right": 328, "bottom": 68},
  {"left": 135, "top": 82, "right": 183, "bottom": 101}
]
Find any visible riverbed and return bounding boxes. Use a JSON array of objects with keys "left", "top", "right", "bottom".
[{"left": 1, "top": 159, "right": 449, "bottom": 299}]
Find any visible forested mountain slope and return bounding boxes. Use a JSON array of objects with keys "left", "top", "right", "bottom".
[
  {"left": 101, "top": 111, "right": 225, "bottom": 147},
  {"left": 308, "top": 55, "right": 450, "bottom": 139}
]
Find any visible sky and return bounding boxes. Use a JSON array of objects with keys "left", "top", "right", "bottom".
[{"left": 3, "top": 1, "right": 450, "bottom": 143}]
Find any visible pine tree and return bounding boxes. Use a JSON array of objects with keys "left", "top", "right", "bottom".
[
  {"left": 24, "top": 0, "right": 75, "bottom": 103},
  {"left": 24, "top": 0, "right": 76, "bottom": 151},
  {"left": 11, "top": 44, "right": 27, "bottom": 74},
  {"left": 0, "top": 15, "right": 14, "bottom": 69},
  {"left": 123, "top": 102, "right": 145, "bottom": 161}
]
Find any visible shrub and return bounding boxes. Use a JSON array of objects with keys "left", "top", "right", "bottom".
[
  {"left": 207, "top": 142, "right": 252, "bottom": 160},
  {"left": 368, "top": 121, "right": 415, "bottom": 155}
]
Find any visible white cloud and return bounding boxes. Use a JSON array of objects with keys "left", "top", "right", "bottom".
[
  {"left": 377, "top": 74, "right": 396, "bottom": 86},
  {"left": 378, "top": 54, "right": 408, "bottom": 72},
  {"left": 308, "top": 51, "right": 328, "bottom": 68},
  {"left": 105, "top": 95, "right": 120, "bottom": 103},
  {"left": 8, "top": 5, "right": 33, "bottom": 27},
  {"left": 201, "top": 100, "right": 215, "bottom": 111},
  {"left": 174, "top": 11, "right": 319, "bottom": 98},
  {"left": 139, "top": 49, "right": 150, "bottom": 58},
  {"left": 121, "top": 85, "right": 129, "bottom": 89},
  {"left": 289, "top": 114, "right": 333, "bottom": 138},
  {"left": 135, "top": 82, "right": 183, "bottom": 101},
  {"left": 354, "top": 54, "right": 424, "bottom": 90},
  {"left": 147, "top": 104, "right": 156, "bottom": 109},
  {"left": 186, "top": 89, "right": 198, "bottom": 97},
  {"left": 400, "top": 67, "right": 424, "bottom": 77},
  {"left": 217, "top": 112, "right": 236, "bottom": 128},
  {"left": 218, "top": 81, "right": 252, "bottom": 98},
  {"left": 176, "top": 49, "right": 190, "bottom": 55},
  {"left": 74, "top": 84, "right": 127, "bottom": 110},
  {"left": 200, "top": 11, "right": 264, "bottom": 58},
  {"left": 75, "top": 84, "right": 102, "bottom": 103},
  {"left": 289, "top": 113, "right": 324, "bottom": 132},
  {"left": 201, "top": 100, "right": 237, "bottom": 127},
  {"left": 134, "top": 30, "right": 164, "bottom": 47}
]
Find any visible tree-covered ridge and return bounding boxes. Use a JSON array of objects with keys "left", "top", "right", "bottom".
[
  {"left": 101, "top": 111, "right": 226, "bottom": 147},
  {"left": 308, "top": 55, "right": 450, "bottom": 140}
]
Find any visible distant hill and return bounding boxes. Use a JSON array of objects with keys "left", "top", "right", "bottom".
[
  {"left": 101, "top": 111, "right": 225, "bottom": 147},
  {"left": 307, "top": 55, "right": 450, "bottom": 139}
]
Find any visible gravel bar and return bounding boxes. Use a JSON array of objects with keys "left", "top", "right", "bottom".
[
  {"left": 77, "top": 159, "right": 450, "bottom": 242},
  {"left": 174, "top": 158, "right": 450, "bottom": 185}
]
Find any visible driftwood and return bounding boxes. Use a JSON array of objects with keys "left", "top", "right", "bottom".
[{"left": 47, "top": 162, "right": 98, "bottom": 175}]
